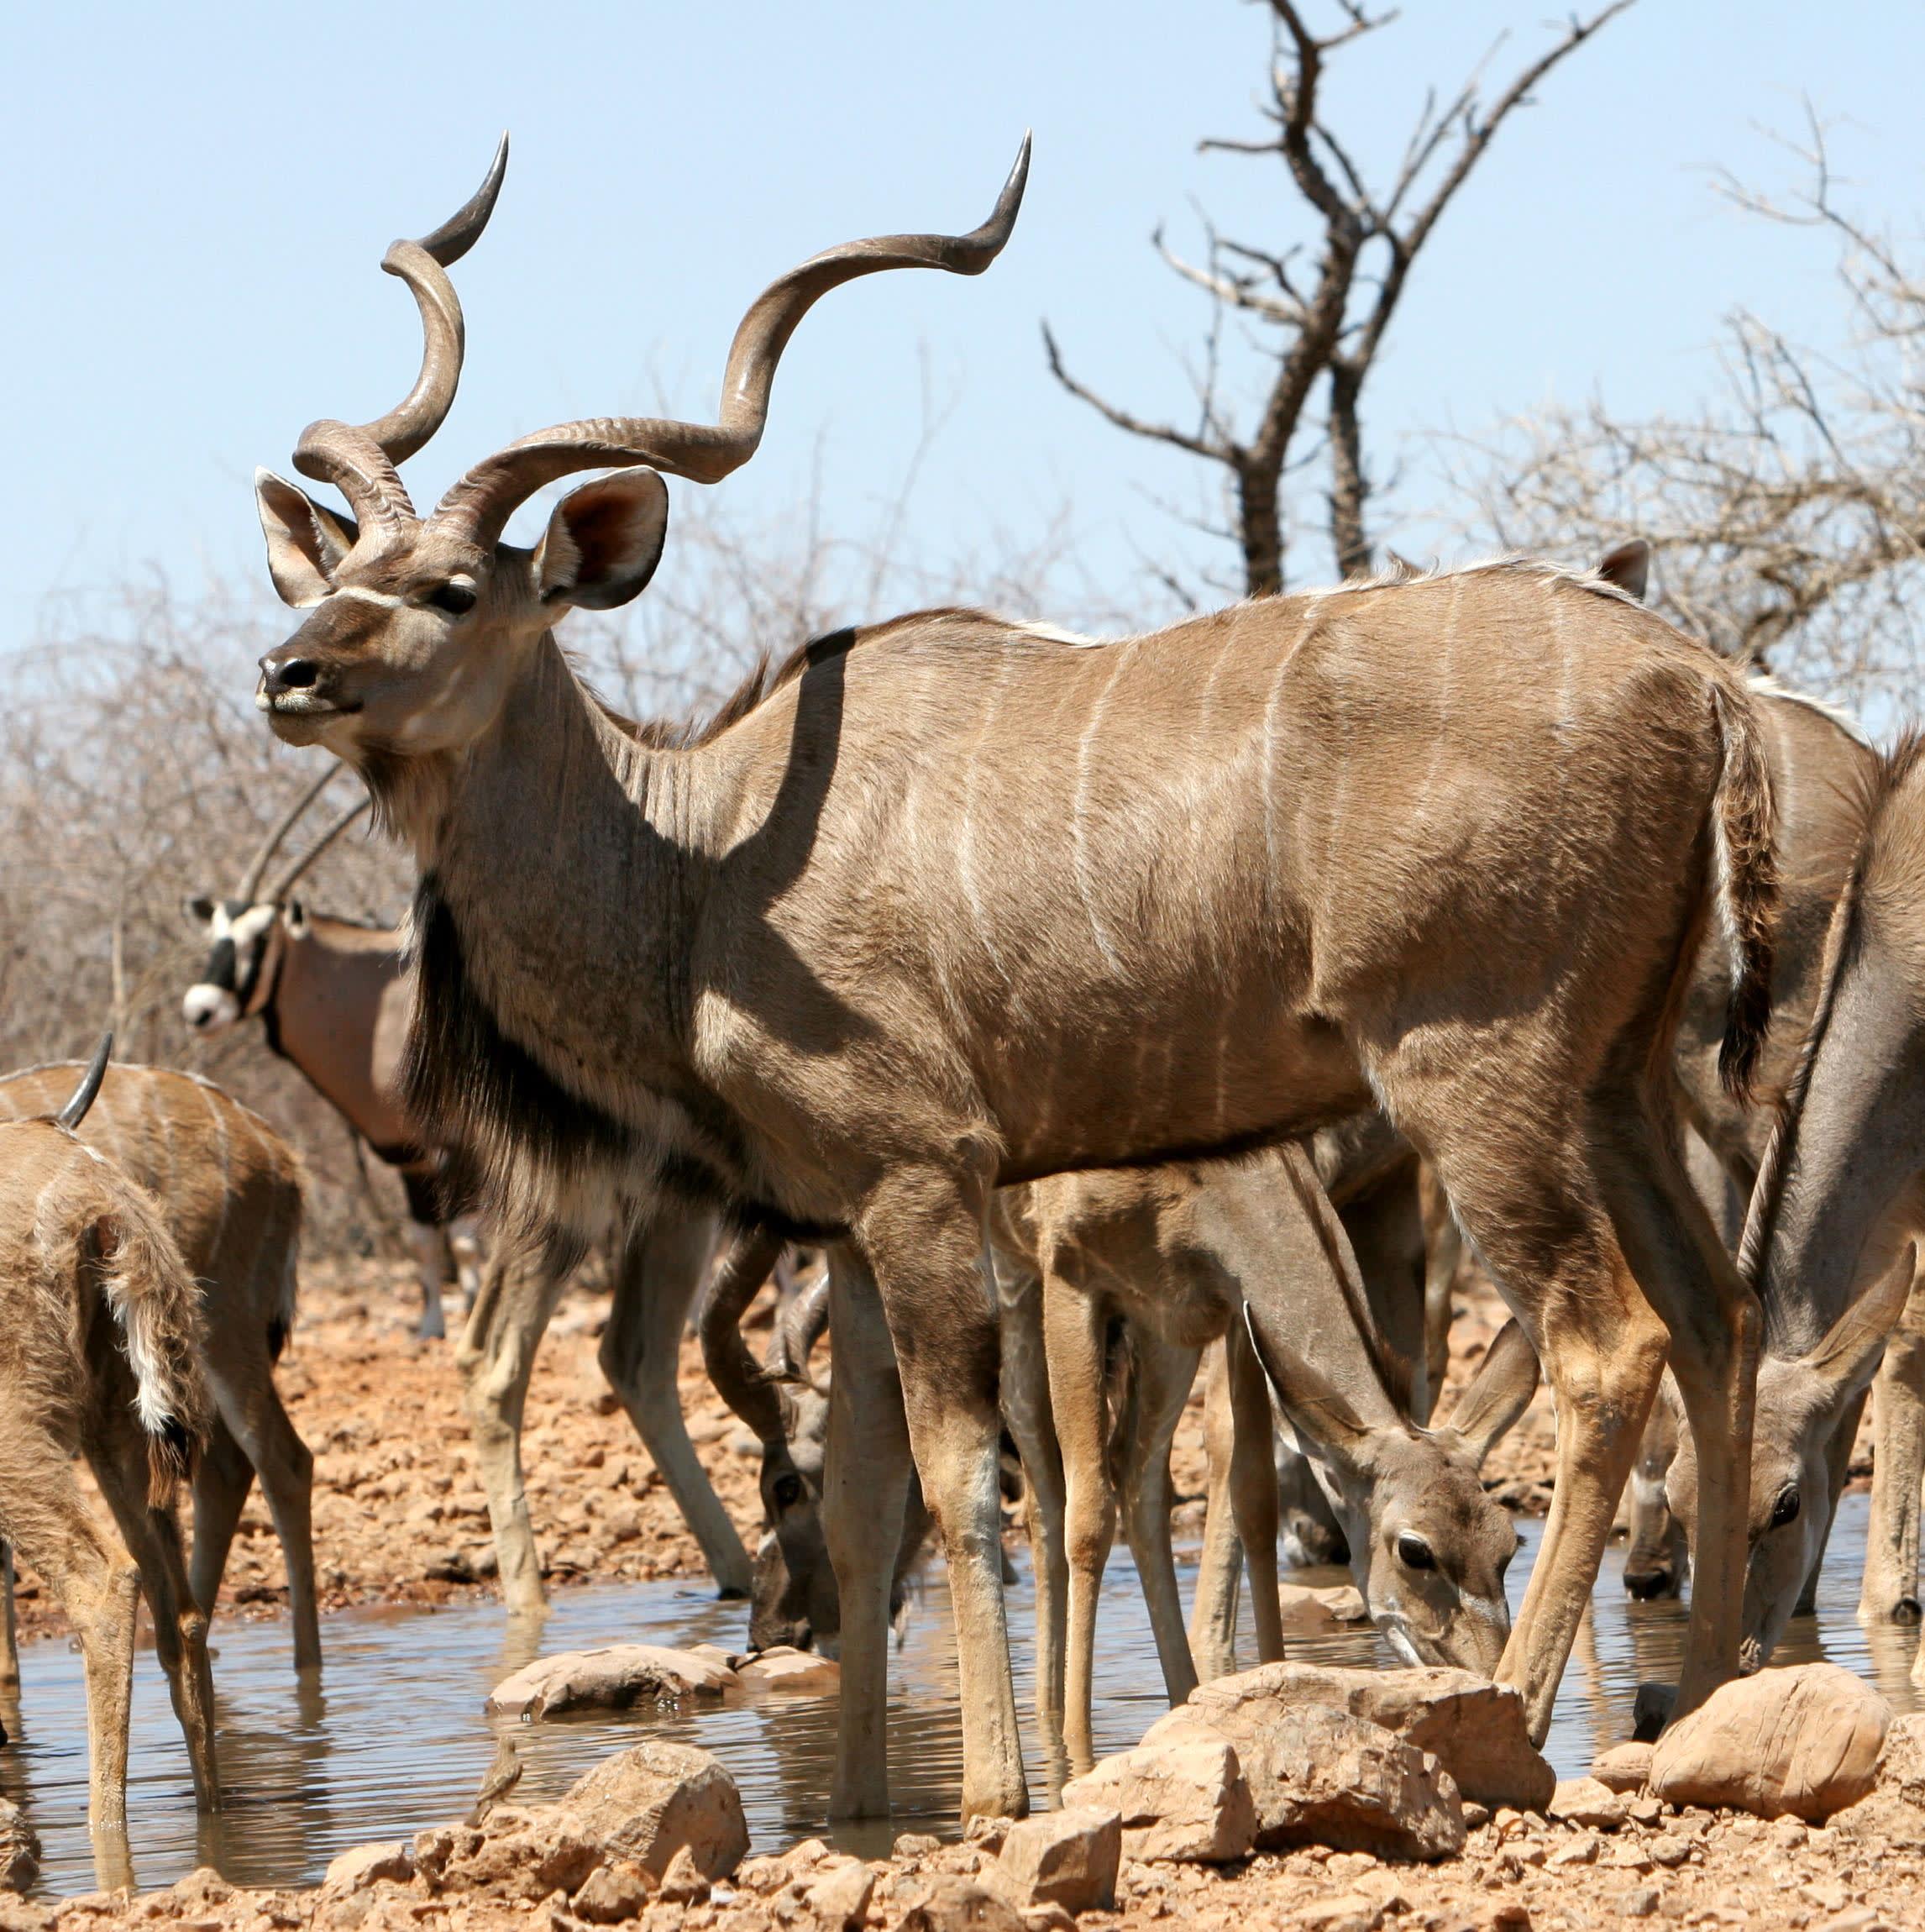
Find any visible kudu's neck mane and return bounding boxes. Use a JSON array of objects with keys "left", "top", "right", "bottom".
[{"left": 389, "top": 627, "right": 847, "bottom": 1242}]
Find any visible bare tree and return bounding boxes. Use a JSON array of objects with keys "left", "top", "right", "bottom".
[
  {"left": 1044, "top": 0, "right": 1630, "bottom": 600},
  {"left": 1470, "top": 119, "right": 1925, "bottom": 712}
]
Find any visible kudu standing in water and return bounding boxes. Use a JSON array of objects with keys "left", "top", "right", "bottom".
[
  {"left": 0, "top": 1042, "right": 218, "bottom": 1848},
  {"left": 181, "top": 768, "right": 753, "bottom": 1599},
  {"left": 706, "top": 1143, "right": 1536, "bottom": 1780},
  {"left": 0, "top": 1057, "right": 314, "bottom": 1676},
  {"left": 1676, "top": 728, "right": 1925, "bottom": 1671},
  {"left": 249, "top": 137, "right": 1774, "bottom": 1815}
]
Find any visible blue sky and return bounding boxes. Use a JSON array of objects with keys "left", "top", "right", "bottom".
[{"left": 3, "top": 2, "right": 1922, "bottom": 655}]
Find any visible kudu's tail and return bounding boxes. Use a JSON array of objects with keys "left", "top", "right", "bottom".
[
  {"left": 1707, "top": 680, "right": 1778, "bottom": 1103},
  {"left": 92, "top": 1178, "right": 213, "bottom": 1504}
]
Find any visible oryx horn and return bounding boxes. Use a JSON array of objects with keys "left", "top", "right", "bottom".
[
  {"left": 266, "top": 795, "right": 373, "bottom": 903},
  {"left": 293, "top": 134, "right": 510, "bottom": 528},
  {"left": 56, "top": 1033, "right": 113, "bottom": 1131},
  {"left": 433, "top": 135, "right": 1031, "bottom": 549},
  {"left": 237, "top": 762, "right": 343, "bottom": 901}
]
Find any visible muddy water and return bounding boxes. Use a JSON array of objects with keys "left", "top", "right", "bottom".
[{"left": 5, "top": 1492, "right": 1917, "bottom": 1895}]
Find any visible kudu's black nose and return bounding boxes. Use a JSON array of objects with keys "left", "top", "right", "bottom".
[
  {"left": 259, "top": 652, "right": 320, "bottom": 696},
  {"left": 1623, "top": 1566, "right": 1675, "bottom": 1601}
]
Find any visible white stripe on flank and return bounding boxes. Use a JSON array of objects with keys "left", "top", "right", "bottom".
[{"left": 1070, "top": 646, "right": 1131, "bottom": 977}]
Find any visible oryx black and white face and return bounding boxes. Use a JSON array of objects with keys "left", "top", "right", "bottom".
[{"left": 181, "top": 896, "right": 288, "bottom": 1033}]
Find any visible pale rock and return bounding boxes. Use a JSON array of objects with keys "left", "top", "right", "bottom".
[
  {"left": 1832, "top": 1709, "right": 1925, "bottom": 1847},
  {"left": 658, "top": 1843, "right": 711, "bottom": 1903},
  {"left": 571, "top": 1861, "right": 654, "bottom": 1923},
  {"left": 993, "top": 1807, "right": 1121, "bottom": 1911},
  {"left": 1145, "top": 1703, "right": 1463, "bottom": 1861},
  {"left": 323, "top": 1841, "right": 412, "bottom": 1893},
  {"left": 552, "top": 1740, "right": 749, "bottom": 1878},
  {"left": 1550, "top": 1778, "right": 1629, "bottom": 1830},
  {"left": 1297, "top": 1894, "right": 1384, "bottom": 1932},
  {"left": 895, "top": 1832, "right": 944, "bottom": 1861},
  {"left": 0, "top": 1801, "right": 37, "bottom": 1893},
  {"left": 485, "top": 1643, "right": 737, "bottom": 1718},
  {"left": 1618, "top": 1886, "right": 1660, "bottom": 1919},
  {"left": 1179, "top": 1662, "right": 1554, "bottom": 1812},
  {"left": 1545, "top": 1830, "right": 1599, "bottom": 1867},
  {"left": 896, "top": 1874, "right": 1027, "bottom": 1932},
  {"left": 1590, "top": 1743, "right": 1655, "bottom": 1794},
  {"left": 964, "top": 1814, "right": 1013, "bottom": 1855},
  {"left": 736, "top": 1645, "right": 842, "bottom": 1692},
  {"left": 805, "top": 1859, "right": 876, "bottom": 1928},
  {"left": 1648, "top": 1662, "right": 1890, "bottom": 1822},
  {"left": 1062, "top": 1729, "right": 1257, "bottom": 1863}
]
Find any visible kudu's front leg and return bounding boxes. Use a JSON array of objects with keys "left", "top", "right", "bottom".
[
  {"left": 456, "top": 1232, "right": 572, "bottom": 1618},
  {"left": 598, "top": 1210, "right": 753, "bottom": 1597},
  {"left": 866, "top": 1178, "right": 1028, "bottom": 1823},
  {"left": 1864, "top": 1272, "right": 1925, "bottom": 1625},
  {"left": 821, "top": 1247, "right": 913, "bottom": 1819},
  {"left": 1188, "top": 1342, "right": 1243, "bottom": 1681}
]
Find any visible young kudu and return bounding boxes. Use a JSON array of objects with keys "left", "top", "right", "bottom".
[
  {"left": 184, "top": 768, "right": 468, "bottom": 1340},
  {"left": 701, "top": 1144, "right": 1534, "bottom": 1784},
  {"left": 249, "top": 140, "right": 1774, "bottom": 1816},
  {"left": 0, "top": 1058, "right": 315, "bottom": 1675},
  {"left": 0, "top": 1043, "right": 218, "bottom": 1850},
  {"left": 1677, "top": 726, "right": 1925, "bottom": 1671},
  {"left": 182, "top": 770, "right": 753, "bottom": 1599}
]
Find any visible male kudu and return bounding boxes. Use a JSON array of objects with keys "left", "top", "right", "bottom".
[
  {"left": 0, "top": 1058, "right": 315, "bottom": 1676},
  {"left": 0, "top": 1043, "right": 218, "bottom": 1848},
  {"left": 247, "top": 139, "right": 1774, "bottom": 1817}
]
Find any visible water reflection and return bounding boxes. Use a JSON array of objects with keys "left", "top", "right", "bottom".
[{"left": 3, "top": 1491, "right": 1913, "bottom": 1895}]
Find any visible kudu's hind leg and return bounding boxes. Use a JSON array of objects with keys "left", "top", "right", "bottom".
[
  {"left": 1115, "top": 1336, "right": 1202, "bottom": 1709},
  {"left": 210, "top": 1358, "right": 321, "bottom": 1672},
  {"left": 995, "top": 1263, "right": 1068, "bottom": 1756},
  {"left": 3, "top": 1446, "right": 140, "bottom": 1835},
  {"left": 866, "top": 1181, "right": 1027, "bottom": 1823},
  {"left": 1419, "top": 1137, "right": 1669, "bottom": 1746},
  {"left": 1863, "top": 1272, "right": 1925, "bottom": 1625},
  {"left": 821, "top": 1247, "right": 914, "bottom": 1820},
  {"left": 1226, "top": 1317, "right": 1286, "bottom": 1664},
  {"left": 457, "top": 1231, "right": 572, "bottom": 1617},
  {"left": 1044, "top": 1279, "right": 1115, "bottom": 1777},
  {"left": 0, "top": 1541, "right": 17, "bottom": 1691},
  {"left": 90, "top": 1441, "right": 220, "bottom": 1814},
  {"left": 1588, "top": 1101, "right": 1761, "bottom": 1723},
  {"left": 1188, "top": 1342, "right": 1243, "bottom": 1681},
  {"left": 186, "top": 1421, "right": 254, "bottom": 1623},
  {"left": 598, "top": 1210, "right": 753, "bottom": 1598}
]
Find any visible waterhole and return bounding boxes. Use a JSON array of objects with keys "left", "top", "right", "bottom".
[{"left": 3, "top": 1491, "right": 1914, "bottom": 1894}]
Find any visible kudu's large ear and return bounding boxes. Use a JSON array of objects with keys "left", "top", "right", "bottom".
[
  {"left": 536, "top": 470, "right": 670, "bottom": 611},
  {"left": 1596, "top": 538, "right": 1651, "bottom": 601},
  {"left": 1438, "top": 1319, "right": 1539, "bottom": 1469},
  {"left": 256, "top": 470, "right": 358, "bottom": 607},
  {"left": 1243, "top": 1305, "right": 1377, "bottom": 1482},
  {"left": 1802, "top": 1245, "right": 1918, "bottom": 1416}
]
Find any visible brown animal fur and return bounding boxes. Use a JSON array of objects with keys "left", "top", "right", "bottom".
[
  {"left": 253, "top": 165, "right": 1776, "bottom": 1813},
  {"left": 0, "top": 1089, "right": 218, "bottom": 1851}
]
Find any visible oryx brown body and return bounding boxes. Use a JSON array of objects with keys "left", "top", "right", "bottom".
[
  {"left": 249, "top": 143, "right": 1775, "bottom": 1815},
  {"left": 0, "top": 1052, "right": 218, "bottom": 1855}
]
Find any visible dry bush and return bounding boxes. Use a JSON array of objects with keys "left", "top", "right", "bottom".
[{"left": 1464, "top": 123, "right": 1925, "bottom": 718}]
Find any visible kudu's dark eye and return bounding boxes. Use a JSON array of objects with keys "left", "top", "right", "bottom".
[
  {"left": 772, "top": 1473, "right": 804, "bottom": 1509},
  {"left": 1396, "top": 1532, "right": 1436, "bottom": 1572},
  {"left": 425, "top": 580, "right": 478, "bottom": 617},
  {"left": 1770, "top": 1485, "right": 1802, "bottom": 1530}
]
